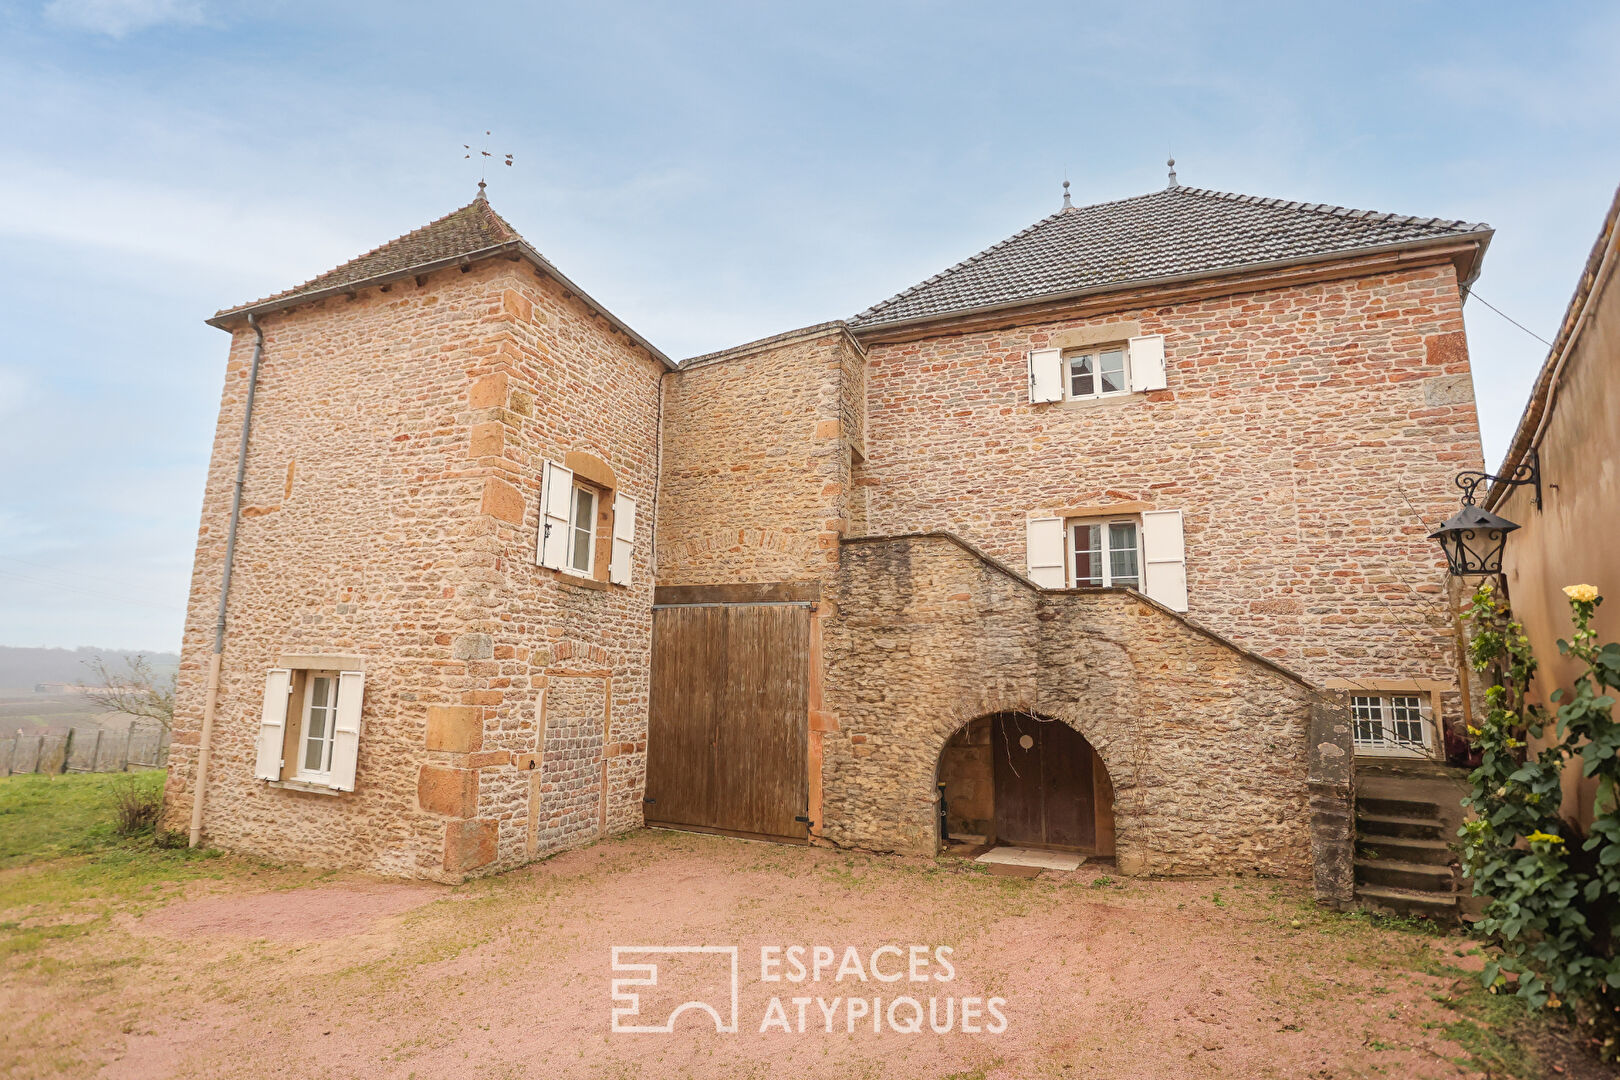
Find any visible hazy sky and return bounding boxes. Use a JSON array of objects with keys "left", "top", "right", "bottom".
[{"left": 2, "top": 0, "right": 1617, "bottom": 650}]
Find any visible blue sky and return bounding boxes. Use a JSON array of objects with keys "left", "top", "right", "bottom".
[{"left": 1, "top": 0, "right": 1617, "bottom": 650}]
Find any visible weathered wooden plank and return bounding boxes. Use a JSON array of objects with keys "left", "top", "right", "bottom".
[{"left": 646, "top": 603, "right": 809, "bottom": 841}]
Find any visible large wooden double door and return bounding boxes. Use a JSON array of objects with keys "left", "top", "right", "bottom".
[
  {"left": 991, "top": 713, "right": 1114, "bottom": 854},
  {"left": 644, "top": 601, "right": 810, "bottom": 842}
]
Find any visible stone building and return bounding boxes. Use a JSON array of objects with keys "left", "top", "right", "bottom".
[{"left": 164, "top": 171, "right": 1492, "bottom": 899}]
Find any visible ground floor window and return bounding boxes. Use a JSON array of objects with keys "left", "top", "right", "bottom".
[
  {"left": 1351, "top": 694, "right": 1430, "bottom": 755},
  {"left": 296, "top": 671, "right": 341, "bottom": 782},
  {"left": 1069, "top": 519, "right": 1140, "bottom": 587}
]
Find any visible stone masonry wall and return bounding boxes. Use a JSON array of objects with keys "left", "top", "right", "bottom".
[
  {"left": 657, "top": 324, "right": 864, "bottom": 587},
  {"left": 858, "top": 265, "right": 1484, "bottom": 736},
  {"left": 456, "top": 261, "right": 664, "bottom": 873},
  {"left": 822, "top": 534, "right": 1316, "bottom": 877},
  {"left": 165, "top": 257, "right": 662, "bottom": 881}
]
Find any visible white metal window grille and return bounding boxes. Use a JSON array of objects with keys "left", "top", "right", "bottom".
[{"left": 1352, "top": 694, "right": 1431, "bottom": 756}]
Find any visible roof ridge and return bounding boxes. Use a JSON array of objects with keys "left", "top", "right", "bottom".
[
  {"left": 216, "top": 196, "right": 525, "bottom": 316},
  {"left": 1175, "top": 185, "right": 1488, "bottom": 233},
  {"left": 852, "top": 189, "right": 1185, "bottom": 322}
]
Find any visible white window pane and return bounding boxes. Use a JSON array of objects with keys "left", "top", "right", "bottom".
[
  {"left": 1108, "top": 522, "right": 1139, "bottom": 585},
  {"left": 570, "top": 488, "right": 594, "bottom": 572},
  {"left": 1069, "top": 355, "right": 1095, "bottom": 397},
  {"left": 311, "top": 675, "right": 331, "bottom": 709},
  {"left": 1099, "top": 350, "right": 1126, "bottom": 393},
  {"left": 1073, "top": 524, "right": 1102, "bottom": 584}
]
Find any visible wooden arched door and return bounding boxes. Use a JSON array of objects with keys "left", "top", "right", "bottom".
[{"left": 991, "top": 714, "right": 1114, "bottom": 854}]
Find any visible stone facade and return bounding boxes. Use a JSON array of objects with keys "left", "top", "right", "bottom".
[
  {"left": 858, "top": 264, "right": 1483, "bottom": 736},
  {"left": 822, "top": 534, "right": 1317, "bottom": 875},
  {"left": 170, "top": 193, "right": 1481, "bottom": 888},
  {"left": 656, "top": 323, "right": 866, "bottom": 588},
  {"left": 165, "top": 257, "right": 663, "bottom": 881}
]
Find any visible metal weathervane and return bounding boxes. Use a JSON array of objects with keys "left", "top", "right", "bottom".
[{"left": 465, "top": 131, "right": 514, "bottom": 194}]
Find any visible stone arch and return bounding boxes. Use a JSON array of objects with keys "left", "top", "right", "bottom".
[{"left": 932, "top": 706, "right": 1124, "bottom": 860}]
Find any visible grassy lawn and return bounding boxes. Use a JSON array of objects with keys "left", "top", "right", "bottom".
[{"left": 0, "top": 772, "right": 1603, "bottom": 1079}]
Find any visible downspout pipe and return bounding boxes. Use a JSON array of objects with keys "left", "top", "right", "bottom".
[{"left": 188, "top": 313, "right": 265, "bottom": 847}]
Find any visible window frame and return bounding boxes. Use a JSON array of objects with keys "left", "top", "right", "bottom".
[
  {"left": 1066, "top": 517, "right": 1143, "bottom": 589},
  {"left": 294, "top": 669, "right": 341, "bottom": 784},
  {"left": 1351, "top": 694, "right": 1433, "bottom": 757},
  {"left": 1063, "top": 344, "right": 1132, "bottom": 401},
  {"left": 564, "top": 482, "right": 599, "bottom": 578}
]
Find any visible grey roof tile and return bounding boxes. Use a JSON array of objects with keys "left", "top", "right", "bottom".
[
  {"left": 848, "top": 185, "right": 1491, "bottom": 330},
  {"left": 214, "top": 193, "right": 522, "bottom": 319}
]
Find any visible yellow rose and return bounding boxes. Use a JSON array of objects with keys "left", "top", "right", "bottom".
[
  {"left": 1526, "top": 831, "right": 1566, "bottom": 846},
  {"left": 1563, "top": 584, "right": 1600, "bottom": 603}
]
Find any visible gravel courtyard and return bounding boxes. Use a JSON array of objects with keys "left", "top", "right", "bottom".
[{"left": 0, "top": 820, "right": 1583, "bottom": 1079}]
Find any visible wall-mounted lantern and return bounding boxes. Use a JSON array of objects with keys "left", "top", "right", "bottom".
[{"left": 1429, "top": 451, "right": 1540, "bottom": 577}]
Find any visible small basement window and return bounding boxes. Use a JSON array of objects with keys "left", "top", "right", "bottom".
[
  {"left": 1069, "top": 519, "right": 1140, "bottom": 587},
  {"left": 1066, "top": 346, "right": 1129, "bottom": 400},
  {"left": 1352, "top": 694, "right": 1432, "bottom": 757}
]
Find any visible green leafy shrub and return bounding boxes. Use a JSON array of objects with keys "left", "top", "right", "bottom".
[{"left": 1461, "top": 581, "right": 1620, "bottom": 1058}]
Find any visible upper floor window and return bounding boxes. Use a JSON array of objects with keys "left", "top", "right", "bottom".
[
  {"left": 1066, "top": 347, "right": 1129, "bottom": 400},
  {"left": 1069, "top": 518, "right": 1140, "bottom": 587},
  {"left": 569, "top": 484, "right": 598, "bottom": 575}
]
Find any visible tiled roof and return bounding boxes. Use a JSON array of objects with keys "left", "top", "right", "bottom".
[
  {"left": 214, "top": 193, "right": 521, "bottom": 319},
  {"left": 209, "top": 191, "right": 675, "bottom": 367},
  {"left": 849, "top": 185, "right": 1492, "bottom": 330}
]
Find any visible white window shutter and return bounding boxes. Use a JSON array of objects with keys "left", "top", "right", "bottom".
[
  {"left": 1141, "top": 509, "right": 1188, "bottom": 612},
  {"left": 1027, "top": 348, "right": 1064, "bottom": 403},
  {"left": 254, "top": 668, "right": 292, "bottom": 781},
  {"left": 610, "top": 493, "right": 636, "bottom": 586},
  {"left": 1025, "top": 517, "right": 1066, "bottom": 588},
  {"left": 538, "top": 460, "right": 573, "bottom": 569},
  {"left": 328, "top": 670, "right": 365, "bottom": 792},
  {"left": 1128, "top": 335, "right": 1167, "bottom": 392}
]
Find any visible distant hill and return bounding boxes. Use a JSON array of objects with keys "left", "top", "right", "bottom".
[{"left": 0, "top": 646, "right": 180, "bottom": 694}]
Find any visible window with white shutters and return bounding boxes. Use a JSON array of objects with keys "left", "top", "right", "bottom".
[
  {"left": 1027, "top": 348, "right": 1064, "bottom": 403},
  {"left": 1127, "top": 335, "right": 1167, "bottom": 392},
  {"left": 1025, "top": 517, "right": 1066, "bottom": 588},
  {"left": 254, "top": 664, "right": 365, "bottom": 792},
  {"left": 610, "top": 493, "right": 636, "bottom": 586},
  {"left": 1140, "top": 509, "right": 1188, "bottom": 612}
]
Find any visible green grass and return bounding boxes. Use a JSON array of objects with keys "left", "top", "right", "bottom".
[
  {"left": 0, "top": 771, "right": 167, "bottom": 869},
  {"left": 0, "top": 771, "right": 228, "bottom": 959}
]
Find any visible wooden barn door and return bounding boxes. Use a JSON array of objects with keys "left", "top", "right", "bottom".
[
  {"left": 646, "top": 602, "right": 810, "bottom": 842},
  {"left": 992, "top": 714, "right": 1114, "bottom": 854}
]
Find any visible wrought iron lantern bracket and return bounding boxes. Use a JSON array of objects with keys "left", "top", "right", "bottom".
[{"left": 1454, "top": 449, "right": 1541, "bottom": 510}]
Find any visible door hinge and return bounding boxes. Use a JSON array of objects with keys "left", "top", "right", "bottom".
[{"left": 795, "top": 815, "right": 812, "bottom": 826}]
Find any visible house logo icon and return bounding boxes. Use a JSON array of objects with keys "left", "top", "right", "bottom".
[{"left": 610, "top": 946, "right": 740, "bottom": 1033}]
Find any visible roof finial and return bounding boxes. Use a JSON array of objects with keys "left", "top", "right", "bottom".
[
  {"left": 476, "top": 179, "right": 487, "bottom": 200},
  {"left": 1166, "top": 156, "right": 1179, "bottom": 189},
  {"left": 1061, "top": 178, "right": 1072, "bottom": 209}
]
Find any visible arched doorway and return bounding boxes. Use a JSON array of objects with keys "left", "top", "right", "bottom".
[{"left": 937, "top": 712, "right": 1114, "bottom": 855}]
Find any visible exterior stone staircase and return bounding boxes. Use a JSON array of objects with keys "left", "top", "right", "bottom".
[{"left": 1353, "top": 760, "right": 1472, "bottom": 918}]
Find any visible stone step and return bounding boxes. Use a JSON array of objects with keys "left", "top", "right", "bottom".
[
  {"left": 1355, "top": 811, "right": 1449, "bottom": 840},
  {"left": 1355, "top": 836, "right": 1453, "bottom": 866},
  {"left": 1356, "top": 884, "right": 1460, "bottom": 919},
  {"left": 1357, "top": 795, "right": 1442, "bottom": 820},
  {"left": 1355, "top": 857, "right": 1456, "bottom": 893}
]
